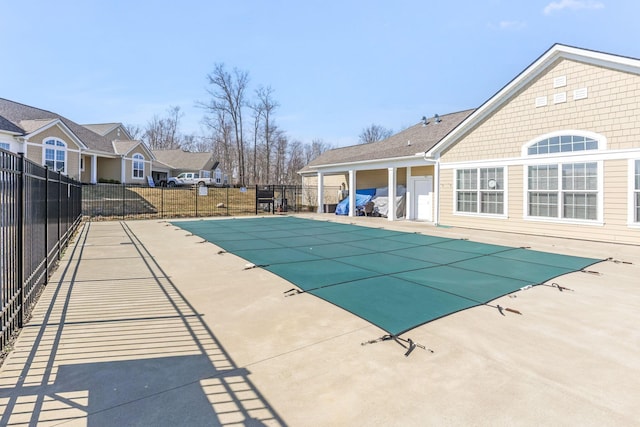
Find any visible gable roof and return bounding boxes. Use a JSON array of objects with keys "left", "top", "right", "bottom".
[
  {"left": 151, "top": 149, "right": 216, "bottom": 170},
  {"left": 428, "top": 43, "right": 640, "bottom": 157},
  {"left": 0, "top": 98, "right": 116, "bottom": 154},
  {"left": 113, "top": 140, "right": 144, "bottom": 156},
  {"left": 301, "top": 109, "right": 475, "bottom": 173},
  {"left": 0, "top": 114, "right": 26, "bottom": 134},
  {"left": 83, "top": 123, "right": 132, "bottom": 139}
]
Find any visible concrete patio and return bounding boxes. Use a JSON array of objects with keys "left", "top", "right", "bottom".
[{"left": 1, "top": 214, "right": 638, "bottom": 426}]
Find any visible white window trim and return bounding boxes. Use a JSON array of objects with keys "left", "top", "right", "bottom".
[
  {"left": 452, "top": 166, "right": 508, "bottom": 219},
  {"left": 0, "top": 141, "right": 11, "bottom": 151},
  {"left": 523, "top": 161, "right": 604, "bottom": 226},
  {"left": 132, "top": 153, "right": 145, "bottom": 180},
  {"left": 629, "top": 158, "right": 640, "bottom": 228},
  {"left": 42, "top": 138, "right": 68, "bottom": 174},
  {"left": 521, "top": 130, "right": 607, "bottom": 157}
]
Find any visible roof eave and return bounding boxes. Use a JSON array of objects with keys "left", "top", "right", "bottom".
[
  {"left": 307, "top": 153, "right": 435, "bottom": 171},
  {"left": 429, "top": 43, "right": 640, "bottom": 157},
  {"left": 25, "top": 119, "right": 88, "bottom": 149}
]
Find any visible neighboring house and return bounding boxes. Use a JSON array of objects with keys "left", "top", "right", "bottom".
[
  {"left": 151, "top": 149, "right": 226, "bottom": 186},
  {"left": 301, "top": 44, "right": 640, "bottom": 245},
  {"left": 0, "top": 98, "right": 154, "bottom": 185}
]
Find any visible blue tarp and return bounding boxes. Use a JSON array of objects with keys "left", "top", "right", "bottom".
[{"left": 335, "top": 191, "right": 374, "bottom": 215}]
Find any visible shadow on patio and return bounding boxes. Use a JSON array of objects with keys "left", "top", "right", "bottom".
[{"left": 0, "top": 221, "right": 286, "bottom": 426}]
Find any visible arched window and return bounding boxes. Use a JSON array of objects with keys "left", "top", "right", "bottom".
[
  {"left": 524, "top": 132, "right": 603, "bottom": 156},
  {"left": 132, "top": 153, "right": 144, "bottom": 178},
  {"left": 44, "top": 139, "right": 67, "bottom": 173}
]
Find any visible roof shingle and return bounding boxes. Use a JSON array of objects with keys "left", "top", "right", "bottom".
[{"left": 301, "top": 109, "right": 475, "bottom": 172}]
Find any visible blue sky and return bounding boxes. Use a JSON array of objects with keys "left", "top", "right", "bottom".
[{"left": 2, "top": 0, "right": 638, "bottom": 147}]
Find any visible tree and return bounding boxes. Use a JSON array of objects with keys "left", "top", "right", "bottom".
[
  {"left": 203, "top": 64, "right": 249, "bottom": 186},
  {"left": 181, "top": 134, "right": 211, "bottom": 152},
  {"left": 202, "top": 109, "right": 235, "bottom": 183},
  {"left": 142, "top": 105, "right": 184, "bottom": 150},
  {"left": 254, "top": 86, "right": 279, "bottom": 183},
  {"left": 124, "top": 124, "right": 143, "bottom": 140},
  {"left": 358, "top": 124, "right": 393, "bottom": 144},
  {"left": 285, "top": 139, "right": 305, "bottom": 184},
  {"left": 304, "top": 139, "right": 332, "bottom": 163}
]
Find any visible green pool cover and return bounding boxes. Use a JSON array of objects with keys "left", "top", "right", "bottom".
[{"left": 172, "top": 217, "right": 601, "bottom": 336}]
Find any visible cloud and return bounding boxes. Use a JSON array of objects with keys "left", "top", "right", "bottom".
[
  {"left": 498, "top": 20, "right": 527, "bottom": 30},
  {"left": 543, "top": 0, "right": 604, "bottom": 15},
  {"left": 488, "top": 20, "right": 527, "bottom": 31}
]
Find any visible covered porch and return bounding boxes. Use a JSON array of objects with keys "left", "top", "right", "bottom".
[{"left": 307, "top": 158, "right": 437, "bottom": 222}]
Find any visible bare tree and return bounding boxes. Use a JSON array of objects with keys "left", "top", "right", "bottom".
[
  {"left": 182, "top": 134, "right": 212, "bottom": 152},
  {"left": 249, "top": 100, "right": 263, "bottom": 183},
  {"left": 274, "top": 133, "right": 288, "bottom": 184},
  {"left": 304, "top": 139, "right": 333, "bottom": 163},
  {"left": 358, "top": 123, "right": 393, "bottom": 144},
  {"left": 203, "top": 64, "right": 249, "bottom": 186},
  {"left": 255, "top": 86, "right": 279, "bottom": 183},
  {"left": 124, "top": 124, "right": 143, "bottom": 140},
  {"left": 202, "top": 109, "right": 235, "bottom": 183},
  {"left": 286, "top": 139, "right": 305, "bottom": 184},
  {"left": 142, "top": 106, "right": 184, "bottom": 150}
]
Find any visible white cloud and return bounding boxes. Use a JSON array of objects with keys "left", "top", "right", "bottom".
[
  {"left": 487, "top": 20, "right": 527, "bottom": 31},
  {"left": 499, "top": 20, "right": 527, "bottom": 30},
  {"left": 544, "top": 0, "right": 604, "bottom": 15}
]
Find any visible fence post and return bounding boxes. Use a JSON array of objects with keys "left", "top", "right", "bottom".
[
  {"left": 44, "top": 167, "right": 49, "bottom": 283},
  {"left": 58, "top": 171, "right": 62, "bottom": 260},
  {"left": 122, "top": 183, "right": 126, "bottom": 220},
  {"left": 195, "top": 186, "right": 198, "bottom": 217},
  {"left": 17, "top": 153, "right": 25, "bottom": 329}
]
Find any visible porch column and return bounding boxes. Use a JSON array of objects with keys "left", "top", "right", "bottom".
[
  {"left": 120, "top": 156, "right": 126, "bottom": 183},
  {"left": 316, "top": 172, "right": 324, "bottom": 213},
  {"left": 348, "top": 169, "right": 356, "bottom": 217},
  {"left": 91, "top": 154, "right": 98, "bottom": 184},
  {"left": 388, "top": 167, "right": 396, "bottom": 221},
  {"left": 406, "top": 167, "right": 412, "bottom": 220}
]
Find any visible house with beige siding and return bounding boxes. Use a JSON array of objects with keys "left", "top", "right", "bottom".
[
  {"left": 151, "top": 149, "right": 226, "bottom": 186},
  {"left": 0, "top": 98, "right": 154, "bottom": 185},
  {"left": 301, "top": 44, "right": 640, "bottom": 245}
]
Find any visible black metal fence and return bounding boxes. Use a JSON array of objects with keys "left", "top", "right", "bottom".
[
  {"left": 83, "top": 184, "right": 342, "bottom": 220},
  {"left": 1, "top": 151, "right": 82, "bottom": 351}
]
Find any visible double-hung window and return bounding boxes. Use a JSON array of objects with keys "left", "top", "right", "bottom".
[
  {"left": 528, "top": 162, "right": 598, "bottom": 220},
  {"left": 132, "top": 153, "right": 144, "bottom": 178},
  {"left": 525, "top": 133, "right": 602, "bottom": 222},
  {"left": 44, "top": 139, "right": 66, "bottom": 173},
  {"left": 455, "top": 167, "right": 505, "bottom": 215}
]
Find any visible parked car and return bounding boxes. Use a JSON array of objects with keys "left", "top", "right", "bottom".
[{"left": 166, "top": 172, "right": 215, "bottom": 187}]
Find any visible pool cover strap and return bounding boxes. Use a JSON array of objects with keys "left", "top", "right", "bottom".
[{"left": 361, "top": 334, "right": 433, "bottom": 357}]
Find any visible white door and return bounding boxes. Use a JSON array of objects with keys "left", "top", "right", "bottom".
[{"left": 413, "top": 176, "right": 433, "bottom": 221}]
